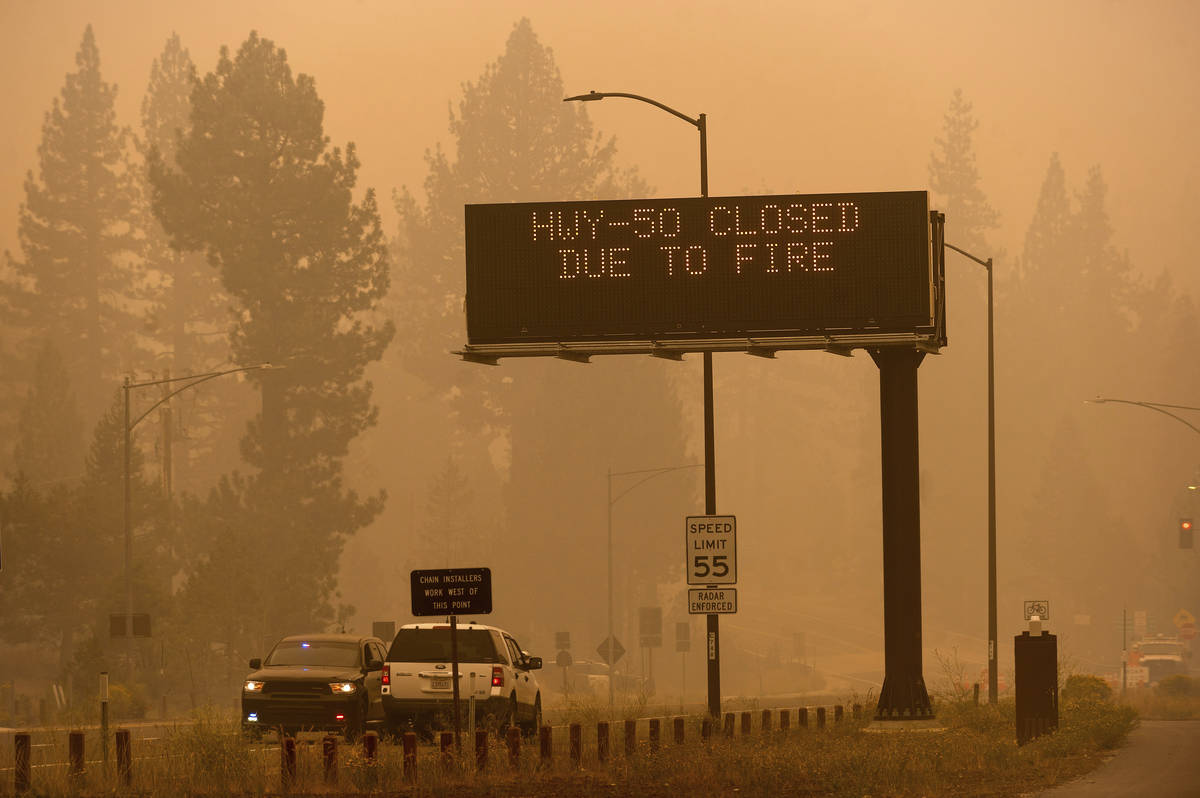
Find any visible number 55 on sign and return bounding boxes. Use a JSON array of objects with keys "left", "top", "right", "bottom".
[{"left": 686, "top": 515, "right": 737, "bottom": 585}]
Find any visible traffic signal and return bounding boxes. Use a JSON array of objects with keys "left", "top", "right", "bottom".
[{"left": 1181, "top": 518, "right": 1194, "bottom": 549}]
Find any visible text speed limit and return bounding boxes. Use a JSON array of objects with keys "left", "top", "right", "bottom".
[{"left": 686, "top": 515, "right": 737, "bottom": 585}]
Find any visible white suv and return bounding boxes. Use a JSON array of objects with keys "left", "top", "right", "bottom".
[{"left": 381, "top": 622, "right": 543, "bottom": 736}]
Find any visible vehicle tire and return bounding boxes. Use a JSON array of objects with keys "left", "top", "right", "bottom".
[{"left": 520, "top": 695, "right": 542, "bottom": 737}]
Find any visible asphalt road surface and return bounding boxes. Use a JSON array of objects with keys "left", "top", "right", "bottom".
[{"left": 1032, "top": 720, "right": 1200, "bottom": 797}]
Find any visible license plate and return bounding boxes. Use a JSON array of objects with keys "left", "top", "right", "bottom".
[{"left": 430, "top": 677, "right": 451, "bottom": 690}]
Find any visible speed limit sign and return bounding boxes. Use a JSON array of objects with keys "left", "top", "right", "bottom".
[{"left": 685, "top": 515, "right": 737, "bottom": 585}]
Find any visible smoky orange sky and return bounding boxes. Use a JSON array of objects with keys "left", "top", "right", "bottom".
[{"left": 2, "top": 0, "right": 1198, "bottom": 298}]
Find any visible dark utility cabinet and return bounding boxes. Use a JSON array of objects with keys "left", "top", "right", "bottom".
[{"left": 1014, "top": 630, "right": 1058, "bottom": 745}]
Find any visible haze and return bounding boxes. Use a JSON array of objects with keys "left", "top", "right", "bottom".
[{"left": 1, "top": 0, "right": 1197, "bottom": 709}]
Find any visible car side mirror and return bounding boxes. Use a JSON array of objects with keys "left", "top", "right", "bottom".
[
  {"left": 526, "top": 656, "right": 543, "bottom": 671},
  {"left": 366, "top": 658, "right": 383, "bottom": 671},
  {"left": 248, "top": 658, "right": 262, "bottom": 670}
]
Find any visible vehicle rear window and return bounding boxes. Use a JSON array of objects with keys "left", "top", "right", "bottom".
[
  {"left": 266, "top": 640, "right": 361, "bottom": 667},
  {"left": 387, "top": 629, "right": 503, "bottom": 663}
]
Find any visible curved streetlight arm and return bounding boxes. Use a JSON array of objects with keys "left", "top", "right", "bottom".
[
  {"left": 944, "top": 242, "right": 992, "bottom": 271},
  {"left": 564, "top": 91, "right": 701, "bottom": 128},
  {"left": 611, "top": 463, "right": 703, "bottom": 506},
  {"left": 126, "top": 364, "right": 276, "bottom": 431},
  {"left": 1086, "top": 398, "right": 1200, "bottom": 438}
]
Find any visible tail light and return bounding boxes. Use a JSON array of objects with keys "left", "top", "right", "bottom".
[
  {"left": 491, "top": 666, "right": 503, "bottom": 687},
  {"left": 382, "top": 664, "right": 390, "bottom": 686}
]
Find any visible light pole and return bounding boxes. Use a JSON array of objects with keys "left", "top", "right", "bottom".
[
  {"left": 565, "top": 89, "right": 722, "bottom": 718},
  {"left": 944, "top": 242, "right": 997, "bottom": 704},
  {"left": 1085, "top": 398, "right": 1200, "bottom": 438},
  {"left": 606, "top": 464, "right": 702, "bottom": 717},
  {"left": 121, "top": 363, "right": 275, "bottom": 681}
]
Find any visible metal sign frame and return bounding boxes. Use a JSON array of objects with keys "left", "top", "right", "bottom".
[{"left": 460, "top": 195, "right": 947, "bottom": 362}]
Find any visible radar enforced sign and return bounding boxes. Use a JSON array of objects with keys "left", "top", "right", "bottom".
[
  {"left": 410, "top": 567, "right": 493, "bottom": 616},
  {"left": 688, "top": 588, "right": 737, "bottom": 615}
]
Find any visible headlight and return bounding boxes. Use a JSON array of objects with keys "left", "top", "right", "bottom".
[
  {"left": 244, "top": 680, "right": 264, "bottom": 693},
  {"left": 329, "top": 681, "right": 358, "bottom": 694}
]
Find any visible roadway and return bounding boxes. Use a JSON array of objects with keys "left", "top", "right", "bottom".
[{"left": 1030, "top": 720, "right": 1200, "bottom": 798}]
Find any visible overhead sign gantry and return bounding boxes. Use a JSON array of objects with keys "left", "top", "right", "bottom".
[{"left": 459, "top": 190, "right": 948, "bottom": 724}]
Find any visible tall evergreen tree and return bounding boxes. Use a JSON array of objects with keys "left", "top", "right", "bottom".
[
  {"left": 998, "top": 155, "right": 1185, "bottom": 654},
  {"left": 928, "top": 89, "right": 999, "bottom": 256},
  {"left": 389, "top": 19, "right": 692, "bottom": 641},
  {"left": 139, "top": 33, "right": 242, "bottom": 496},
  {"left": 0, "top": 393, "right": 161, "bottom": 675},
  {"left": 418, "top": 458, "right": 479, "bottom": 569},
  {"left": 393, "top": 18, "right": 646, "bottom": 436},
  {"left": 920, "top": 90, "right": 1002, "bottom": 638},
  {"left": 150, "top": 31, "right": 394, "bottom": 639},
  {"left": 11, "top": 340, "right": 84, "bottom": 488},
  {"left": 1, "top": 25, "right": 141, "bottom": 426}
]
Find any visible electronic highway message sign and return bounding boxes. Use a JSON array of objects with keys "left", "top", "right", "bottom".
[{"left": 464, "top": 190, "right": 933, "bottom": 346}]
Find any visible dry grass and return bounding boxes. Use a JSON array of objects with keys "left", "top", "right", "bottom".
[
  {"left": 3, "top": 693, "right": 1138, "bottom": 798},
  {"left": 1119, "top": 674, "right": 1200, "bottom": 720}
]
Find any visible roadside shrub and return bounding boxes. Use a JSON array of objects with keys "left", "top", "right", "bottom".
[{"left": 1062, "top": 674, "right": 1112, "bottom": 704}]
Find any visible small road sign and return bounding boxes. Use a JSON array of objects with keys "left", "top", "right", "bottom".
[
  {"left": 597, "top": 636, "right": 625, "bottom": 666},
  {"left": 688, "top": 588, "right": 737, "bottom": 614},
  {"left": 686, "top": 515, "right": 737, "bottom": 585},
  {"left": 1023, "top": 600, "right": 1049, "bottom": 621},
  {"left": 410, "top": 567, "right": 492, "bottom": 616},
  {"left": 108, "top": 613, "right": 151, "bottom": 638},
  {"left": 1173, "top": 608, "right": 1195, "bottom": 628},
  {"left": 1180, "top": 623, "right": 1196, "bottom": 641},
  {"left": 639, "top": 607, "right": 663, "bottom": 648},
  {"left": 675, "top": 622, "right": 690, "bottom": 652}
]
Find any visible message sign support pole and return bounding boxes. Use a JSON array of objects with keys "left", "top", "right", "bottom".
[{"left": 870, "top": 348, "right": 933, "bottom": 720}]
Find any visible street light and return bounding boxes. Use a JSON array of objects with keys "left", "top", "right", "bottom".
[
  {"left": 606, "top": 464, "right": 702, "bottom": 717},
  {"left": 121, "top": 363, "right": 276, "bottom": 679},
  {"left": 943, "top": 242, "right": 998, "bottom": 705},
  {"left": 1085, "top": 398, "right": 1200, "bottom": 438},
  {"left": 565, "top": 89, "right": 723, "bottom": 718}
]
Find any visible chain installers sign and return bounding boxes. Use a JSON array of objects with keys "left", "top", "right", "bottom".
[
  {"left": 465, "top": 191, "right": 932, "bottom": 344},
  {"left": 410, "top": 567, "right": 492, "bottom": 616}
]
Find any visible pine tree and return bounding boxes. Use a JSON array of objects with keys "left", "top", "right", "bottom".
[
  {"left": 388, "top": 19, "right": 692, "bottom": 639},
  {"left": 138, "top": 33, "right": 241, "bottom": 496},
  {"left": 1, "top": 25, "right": 141, "bottom": 426},
  {"left": 11, "top": 340, "right": 84, "bottom": 489},
  {"left": 393, "top": 18, "right": 647, "bottom": 435},
  {"left": 928, "top": 89, "right": 999, "bottom": 256},
  {"left": 1018, "top": 153, "right": 1072, "bottom": 288},
  {"left": 150, "top": 31, "right": 394, "bottom": 638},
  {"left": 0, "top": 392, "right": 162, "bottom": 675},
  {"left": 418, "top": 458, "right": 477, "bottom": 569}
]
